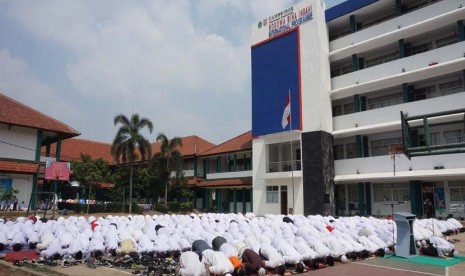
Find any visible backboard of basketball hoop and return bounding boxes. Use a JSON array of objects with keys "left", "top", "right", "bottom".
[{"left": 45, "top": 161, "right": 71, "bottom": 181}]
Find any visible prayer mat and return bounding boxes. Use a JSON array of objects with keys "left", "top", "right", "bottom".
[
  {"left": 4, "top": 250, "right": 40, "bottom": 263},
  {"left": 385, "top": 254, "right": 465, "bottom": 267}
]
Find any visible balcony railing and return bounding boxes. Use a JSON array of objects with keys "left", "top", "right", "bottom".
[{"left": 267, "top": 160, "right": 301, "bottom": 173}]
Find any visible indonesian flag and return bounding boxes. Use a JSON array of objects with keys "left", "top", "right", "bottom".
[{"left": 281, "top": 95, "right": 291, "bottom": 129}]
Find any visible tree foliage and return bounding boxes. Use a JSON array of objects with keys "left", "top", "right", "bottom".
[
  {"left": 70, "top": 154, "right": 110, "bottom": 192},
  {"left": 111, "top": 113, "right": 153, "bottom": 163},
  {"left": 151, "top": 133, "right": 183, "bottom": 205},
  {"left": 111, "top": 113, "right": 153, "bottom": 213}
]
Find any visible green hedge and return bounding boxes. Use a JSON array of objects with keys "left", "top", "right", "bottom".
[
  {"left": 57, "top": 202, "right": 143, "bottom": 214},
  {"left": 152, "top": 202, "right": 192, "bottom": 213},
  {"left": 153, "top": 203, "right": 169, "bottom": 213}
]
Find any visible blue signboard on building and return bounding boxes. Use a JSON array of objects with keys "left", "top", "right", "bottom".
[{"left": 251, "top": 30, "right": 300, "bottom": 137}]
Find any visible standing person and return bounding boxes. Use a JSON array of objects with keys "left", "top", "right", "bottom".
[
  {"left": 424, "top": 198, "right": 434, "bottom": 218},
  {"left": 177, "top": 251, "right": 206, "bottom": 276}
]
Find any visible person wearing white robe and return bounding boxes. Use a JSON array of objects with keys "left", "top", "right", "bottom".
[
  {"left": 273, "top": 236, "right": 303, "bottom": 265},
  {"left": 259, "top": 243, "right": 285, "bottom": 269},
  {"left": 202, "top": 249, "right": 234, "bottom": 276},
  {"left": 40, "top": 238, "right": 64, "bottom": 258},
  {"left": 219, "top": 242, "right": 239, "bottom": 258},
  {"left": 358, "top": 236, "right": 379, "bottom": 253},
  {"left": 429, "top": 236, "right": 455, "bottom": 258},
  {"left": 178, "top": 251, "right": 206, "bottom": 276},
  {"left": 293, "top": 236, "right": 319, "bottom": 261},
  {"left": 302, "top": 235, "right": 332, "bottom": 259},
  {"left": 137, "top": 234, "right": 156, "bottom": 253},
  {"left": 37, "top": 231, "right": 55, "bottom": 251}
]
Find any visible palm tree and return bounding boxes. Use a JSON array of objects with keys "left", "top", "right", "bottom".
[
  {"left": 152, "top": 133, "right": 183, "bottom": 206},
  {"left": 111, "top": 113, "right": 153, "bottom": 213}
]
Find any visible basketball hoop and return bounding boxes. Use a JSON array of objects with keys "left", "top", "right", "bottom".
[{"left": 388, "top": 147, "right": 404, "bottom": 176}]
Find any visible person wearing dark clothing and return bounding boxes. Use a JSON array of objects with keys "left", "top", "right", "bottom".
[
  {"left": 192, "top": 240, "right": 212, "bottom": 261},
  {"left": 241, "top": 248, "right": 266, "bottom": 275},
  {"left": 282, "top": 217, "right": 294, "bottom": 224},
  {"left": 212, "top": 236, "right": 227, "bottom": 251}
]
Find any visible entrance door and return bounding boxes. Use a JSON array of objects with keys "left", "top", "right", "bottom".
[
  {"left": 422, "top": 182, "right": 435, "bottom": 218},
  {"left": 281, "top": 190, "right": 288, "bottom": 214}
]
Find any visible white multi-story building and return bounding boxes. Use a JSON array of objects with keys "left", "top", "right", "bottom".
[{"left": 252, "top": 0, "right": 465, "bottom": 217}]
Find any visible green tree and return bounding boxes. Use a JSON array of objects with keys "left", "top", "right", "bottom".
[
  {"left": 152, "top": 133, "right": 183, "bottom": 206},
  {"left": 70, "top": 154, "right": 110, "bottom": 213},
  {"left": 111, "top": 113, "right": 153, "bottom": 213},
  {"left": 170, "top": 175, "right": 193, "bottom": 203},
  {"left": 0, "top": 188, "right": 19, "bottom": 202}
]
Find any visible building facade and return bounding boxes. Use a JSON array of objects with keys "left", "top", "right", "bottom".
[
  {"left": 252, "top": 0, "right": 465, "bottom": 217},
  {"left": 195, "top": 131, "right": 253, "bottom": 213},
  {"left": 0, "top": 93, "right": 79, "bottom": 208}
]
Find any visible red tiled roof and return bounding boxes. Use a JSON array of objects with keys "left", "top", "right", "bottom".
[
  {"left": 196, "top": 177, "right": 252, "bottom": 188},
  {"left": 42, "top": 138, "right": 114, "bottom": 163},
  {"left": 151, "top": 135, "right": 215, "bottom": 157},
  {"left": 0, "top": 93, "right": 80, "bottom": 136},
  {"left": 200, "top": 131, "right": 251, "bottom": 156},
  {"left": 0, "top": 160, "right": 38, "bottom": 174}
]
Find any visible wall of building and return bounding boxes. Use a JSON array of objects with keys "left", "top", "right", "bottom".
[
  {"left": 0, "top": 124, "right": 37, "bottom": 161},
  {"left": 300, "top": 0, "right": 333, "bottom": 134},
  {"left": 8, "top": 174, "right": 33, "bottom": 205}
]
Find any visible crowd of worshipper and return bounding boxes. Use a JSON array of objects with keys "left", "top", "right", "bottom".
[{"left": 0, "top": 213, "right": 464, "bottom": 276}]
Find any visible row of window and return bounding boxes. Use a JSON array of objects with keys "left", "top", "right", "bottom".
[
  {"left": 334, "top": 129, "right": 465, "bottom": 160},
  {"left": 338, "top": 181, "right": 465, "bottom": 206},
  {"left": 330, "top": 30, "right": 459, "bottom": 78},
  {"left": 328, "top": 0, "right": 442, "bottom": 41},
  {"left": 332, "top": 78, "right": 464, "bottom": 117}
]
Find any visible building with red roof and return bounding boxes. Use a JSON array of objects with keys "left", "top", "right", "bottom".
[
  {"left": 0, "top": 92, "right": 80, "bottom": 207},
  {"left": 195, "top": 131, "right": 252, "bottom": 213}
]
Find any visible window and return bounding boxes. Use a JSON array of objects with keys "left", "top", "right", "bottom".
[
  {"left": 332, "top": 105, "right": 342, "bottom": 117},
  {"left": 444, "top": 130, "right": 464, "bottom": 144},
  {"left": 448, "top": 181, "right": 465, "bottom": 202},
  {"left": 414, "top": 85, "right": 438, "bottom": 100},
  {"left": 331, "top": 64, "right": 353, "bottom": 78},
  {"left": 365, "top": 51, "right": 399, "bottom": 68},
  {"left": 370, "top": 137, "right": 402, "bottom": 156},
  {"left": 436, "top": 34, "right": 458, "bottom": 48},
  {"left": 439, "top": 79, "right": 463, "bottom": 96},
  {"left": 411, "top": 42, "right": 432, "bottom": 56},
  {"left": 368, "top": 92, "right": 402, "bottom": 110},
  {"left": 430, "top": 132, "right": 440, "bottom": 145},
  {"left": 374, "top": 183, "right": 409, "bottom": 202},
  {"left": 266, "top": 186, "right": 279, "bottom": 203},
  {"left": 183, "top": 160, "right": 194, "bottom": 170},
  {"left": 0, "top": 178, "right": 12, "bottom": 195},
  {"left": 346, "top": 143, "right": 356, "bottom": 159},
  {"left": 347, "top": 185, "right": 359, "bottom": 203},
  {"left": 419, "top": 132, "right": 440, "bottom": 147},
  {"left": 392, "top": 183, "right": 409, "bottom": 201},
  {"left": 344, "top": 103, "right": 354, "bottom": 115},
  {"left": 334, "top": 144, "right": 344, "bottom": 160},
  {"left": 374, "top": 184, "right": 392, "bottom": 202}
]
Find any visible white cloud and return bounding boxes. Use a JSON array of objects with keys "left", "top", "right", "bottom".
[
  {"left": 2, "top": 0, "right": 300, "bottom": 144},
  {"left": 0, "top": 49, "right": 83, "bottom": 130}
]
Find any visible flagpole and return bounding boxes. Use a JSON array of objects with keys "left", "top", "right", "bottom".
[{"left": 289, "top": 89, "right": 295, "bottom": 215}]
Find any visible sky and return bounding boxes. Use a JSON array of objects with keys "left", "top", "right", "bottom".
[{"left": 0, "top": 0, "right": 343, "bottom": 145}]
